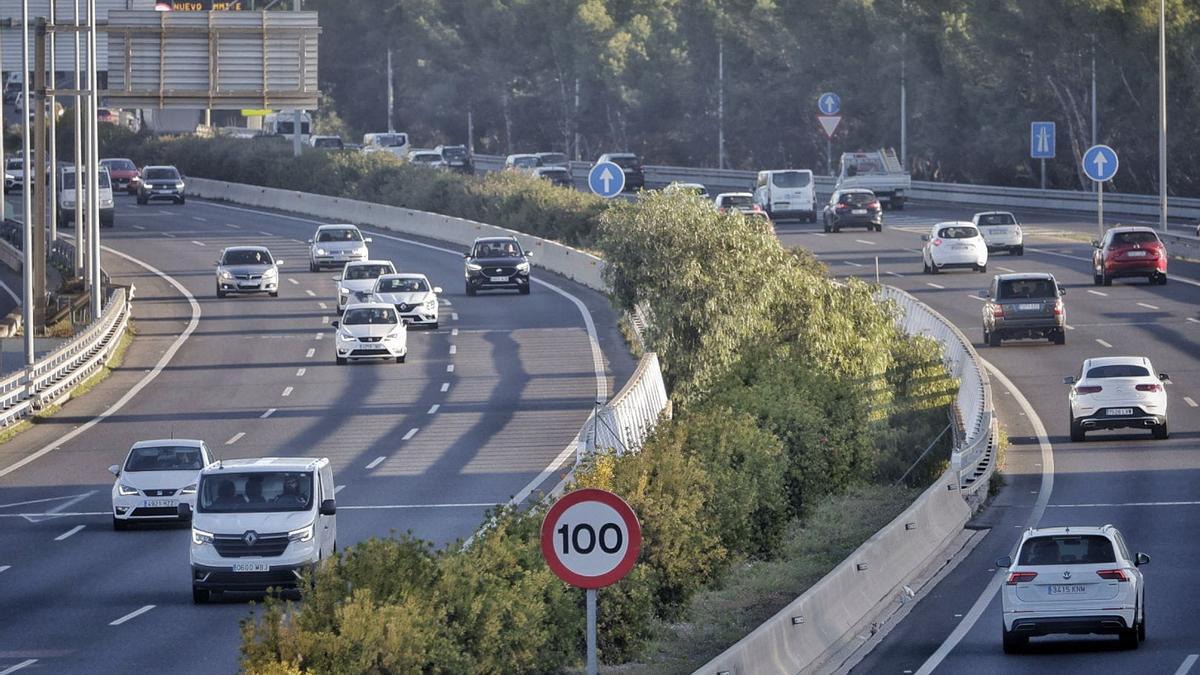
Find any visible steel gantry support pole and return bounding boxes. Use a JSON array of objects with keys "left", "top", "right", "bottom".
[
  {"left": 73, "top": 0, "right": 84, "bottom": 278},
  {"left": 33, "top": 19, "right": 47, "bottom": 333},
  {"left": 88, "top": 0, "right": 100, "bottom": 318},
  {"left": 1158, "top": 0, "right": 1168, "bottom": 232},
  {"left": 48, "top": 0, "right": 58, "bottom": 243},
  {"left": 21, "top": 0, "right": 35, "bottom": 365}
]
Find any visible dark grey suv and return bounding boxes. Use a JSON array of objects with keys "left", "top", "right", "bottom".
[
  {"left": 980, "top": 273, "right": 1066, "bottom": 347},
  {"left": 464, "top": 237, "right": 531, "bottom": 296}
]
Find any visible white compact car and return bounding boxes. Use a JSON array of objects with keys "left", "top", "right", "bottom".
[
  {"left": 183, "top": 457, "right": 337, "bottom": 604},
  {"left": 372, "top": 273, "right": 442, "bottom": 328},
  {"left": 973, "top": 211, "right": 1024, "bottom": 256},
  {"left": 663, "top": 182, "right": 709, "bottom": 198},
  {"left": 333, "top": 302, "right": 408, "bottom": 365},
  {"left": 922, "top": 221, "right": 988, "bottom": 274},
  {"left": 997, "top": 525, "right": 1149, "bottom": 653},
  {"left": 109, "top": 439, "right": 212, "bottom": 530},
  {"left": 308, "top": 224, "right": 371, "bottom": 272},
  {"left": 1065, "top": 356, "right": 1169, "bottom": 441},
  {"left": 334, "top": 260, "right": 396, "bottom": 313}
]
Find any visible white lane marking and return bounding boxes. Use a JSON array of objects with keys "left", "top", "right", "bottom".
[
  {"left": 259, "top": 230, "right": 272, "bottom": 236},
  {"left": 0, "top": 565, "right": 10, "bottom": 573},
  {"left": 450, "top": 328, "right": 459, "bottom": 336},
  {"left": 811, "top": 232, "right": 827, "bottom": 237},
  {"left": 317, "top": 301, "right": 327, "bottom": 309},
  {"left": 260, "top": 408, "right": 276, "bottom": 419},
  {"left": 224, "top": 223, "right": 241, "bottom": 229},
  {"left": 281, "top": 386, "right": 294, "bottom": 397},
  {"left": 427, "top": 404, "right": 440, "bottom": 415},
  {"left": 157, "top": 210, "right": 172, "bottom": 215},
  {"left": 0, "top": 242, "right": 201, "bottom": 479},
  {"left": 321, "top": 316, "right": 330, "bottom": 325},
  {"left": 855, "top": 239, "right": 875, "bottom": 245},
  {"left": 0, "top": 493, "right": 95, "bottom": 510},
  {"left": 1184, "top": 397, "right": 1198, "bottom": 408},
  {"left": 1087, "top": 289, "right": 1108, "bottom": 297},
  {"left": 1065, "top": 324, "right": 1075, "bottom": 330},
  {"left": 446, "top": 364, "right": 454, "bottom": 373},
  {"left": 843, "top": 260, "right": 864, "bottom": 268},
  {"left": 340, "top": 503, "right": 496, "bottom": 510},
  {"left": 442, "top": 299, "right": 452, "bottom": 307},
  {"left": 451, "top": 312, "right": 459, "bottom": 321},
  {"left": 449, "top": 345, "right": 457, "bottom": 355},
  {"left": 315, "top": 332, "right": 324, "bottom": 340},
  {"left": 1136, "top": 302, "right": 1160, "bottom": 310},
  {"left": 333, "top": 485, "right": 345, "bottom": 495},
  {"left": 287, "top": 278, "right": 299, "bottom": 285},
  {"left": 224, "top": 432, "right": 245, "bottom": 445},
  {"left": 292, "top": 239, "right": 306, "bottom": 244},
  {"left": 1096, "top": 338, "right": 1113, "bottom": 348},
  {"left": 132, "top": 224, "right": 146, "bottom": 230},
  {"left": 305, "top": 348, "right": 315, "bottom": 358},
  {"left": 402, "top": 428, "right": 419, "bottom": 441},
  {"left": 440, "top": 382, "right": 450, "bottom": 392},
  {"left": 0, "top": 659, "right": 37, "bottom": 675},
  {"left": 109, "top": 605, "right": 156, "bottom": 626},
  {"left": 305, "top": 289, "right": 316, "bottom": 297},
  {"left": 190, "top": 240, "right": 206, "bottom": 247},
  {"left": 887, "top": 271, "right": 903, "bottom": 278},
  {"left": 161, "top": 232, "right": 175, "bottom": 238},
  {"left": 55, "top": 525, "right": 86, "bottom": 541},
  {"left": 926, "top": 282, "right": 945, "bottom": 289},
  {"left": 967, "top": 294, "right": 985, "bottom": 302},
  {"left": 0, "top": 512, "right": 107, "bottom": 518},
  {"left": 296, "top": 368, "right": 306, "bottom": 377},
  {"left": 1049, "top": 500, "right": 1200, "bottom": 508},
  {"left": 996, "top": 266, "right": 1017, "bottom": 273},
  {"left": 0, "top": 278, "right": 20, "bottom": 304},
  {"left": 365, "top": 456, "right": 385, "bottom": 470},
  {"left": 906, "top": 248, "right": 922, "bottom": 253},
  {"left": 1187, "top": 317, "right": 1200, "bottom": 324},
  {"left": 1175, "top": 654, "right": 1199, "bottom": 675},
  {"left": 914, "top": 358, "right": 1054, "bottom": 675},
  {"left": 191, "top": 216, "right": 207, "bottom": 222}
]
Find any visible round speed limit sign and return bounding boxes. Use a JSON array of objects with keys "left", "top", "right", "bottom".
[{"left": 540, "top": 488, "right": 641, "bottom": 588}]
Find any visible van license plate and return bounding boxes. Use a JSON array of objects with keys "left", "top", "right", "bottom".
[
  {"left": 233, "top": 562, "right": 270, "bottom": 573},
  {"left": 144, "top": 499, "right": 177, "bottom": 508},
  {"left": 1107, "top": 408, "right": 1134, "bottom": 416},
  {"left": 1048, "top": 584, "right": 1085, "bottom": 595}
]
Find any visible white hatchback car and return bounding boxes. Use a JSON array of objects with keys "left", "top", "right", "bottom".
[
  {"left": 332, "top": 302, "right": 408, "bottom": 365},
  {"left": 109, "top": 439, "right": 212, "bottom": 530},
  {"left": 372, "top": 273, "right": 442, "bottom": 328},
  {"left": 973, "top": 211, "right": 1024, "bottom": 256},
  {"left": 1065, "top": 356, "right": 1169, "bottom": 441},
  {"left": 922, "top": 221, "right": 988, "bottom": 274},
  {"left": 334, "top": 260, "right": 396, "bottom": 313},
  {"left": 998, "top": 525, "right": 1149, "bottom": 653}
]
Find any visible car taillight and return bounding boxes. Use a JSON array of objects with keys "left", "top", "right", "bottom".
[
  {"left": 1076, "top": 385, "right": 1102, "bottom": 394},
  {"left": 1136, "top": 383, "right": 1161, "bottom": 392},
  {"left": 1097, "top": 569, "right": 1129, "bottom": 582},
  {"left": 933, "top": 238, "right": 942, "bottom": 247},
  {"left": 1007, "top": 571, "right": 1037, "bottom": 585},
  {"left": 867, "top": 201, "right": 880, "bottom": 210},
  {"left": 992, "top": 306, "right": 1004, "bottom": 318},
  {"left": 1053, "top": 300, "right": 1064, "bottom": 316},
  {"left": 836, "top": 204, "right": 850, "bottom": 212}
]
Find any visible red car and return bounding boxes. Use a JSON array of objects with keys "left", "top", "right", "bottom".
[
  {"left": 97, "top": 108, "right": 118, "bottom": 125},
  {"left": 100, "top": 158, "right": 140, "bottom": 195},
  {"left": 1092, "top": 226, "right": 1167, "bottom": 286}
]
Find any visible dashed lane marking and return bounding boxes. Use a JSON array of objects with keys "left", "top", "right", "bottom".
[
  {"left": 55, "top": 525, "right": 85, "bottom": 541},
  {"left": 305, "top": 289, "right": 316, "bottom": 297},
  {"left": 855, "top": 239, "right": 876, "bottom": 245},
  {"left": 996, "top": 266, "right": 1017, "bottom": 273},
  {"left": 402, "top": 428, "right": 419, "bottom": 441},
  {"left": 440, "top": 382, "right": 450, "bottom": 392},
  {"left": 449, "top": 345, "right": 457, "bottom": 355},
  {"left": 305, "top": 348, "right": 315, "bottom": 358},
  {"left": 191, "top": 216, "right": 207, "bottom": 222},
  {"left": 1087, "top": 289, "right": 1108, "bottom": 297},
  {"left": 224, "top": 223, "right": 240, "bottom": 229},
  {"left": 365, "top": 456, "right": 385, "bottom": 470},
  {"left": 281, "top": 386, "right": 294, "bottom": 397},
  {"left": 315, "top": 332, "right": 324, "bottom": 340},
  {"left": 110, "top": 605, "right": 156, "bottom": 626},
  {"left": 161, "top": 232, "right": 175, "bottom": 238},
  {"left": 132, "top": 224, "right": 145, "bottom": 230},
  {"left": 843, "top": 260, "right": 864, "bottom": 268},
  {"left": 1188, "top": 317, "right": 1200, "bottom": 324},
  {"left": 446, "top": 364, "right": 454, "bottom": 373},
  {"left": 224, "top": 432, "right": 245, "bottom": 445},
  {"left": 321, "top": 316, "right": 329, "bottom": 325},
  {"left": 190, "top": 240, "right": 206, "bottom": 247},
  {"left": 450, "top": 328, "right": 459, "bottom": 336},
  {"left": 1096, "top": 339, "right": 1113, "bottom": 348},
  {"left": 334, "top": 485, "right": 345, "bottom": 495},
  {"left": 0, "top": 565, "right": 10, "bottom": 573},
  {"left": 296, "top": 368, "right": 306, "bottom": 377},
  {"left": 317, "top": 301, "right": 327, "bottom": 309},
  {"left": 1137, "top": 302, "right": 1160, "bottom": 310},
  {"left": 427, "top": 404, "right": 440, "bottom": 415},
  {"left": 967, "top": 294, "right": 985, "bottom": 302},
  {"left": 1184, "top": 397, "right": 1198, "bottom": 408},
  {"left": 887, "top": 271, "right": 903, "bottom": 278},
  {"left": 260, "top": 408, "right": 276, "bottom": 419},
  {"left": 288, "top": 278, "right": 298, "bottom": 285},
  {"left": 451, "top": 312, "right": 459, "bottom": 321},
  {"left": 1174, "top": 654, "right": 1198, "bottom": 675},
  {"left": 926, "top": 282, "right": 945, "bottom": 289},
  {"left": 0, "top": 659, "right": 37, "bottom": 675}
]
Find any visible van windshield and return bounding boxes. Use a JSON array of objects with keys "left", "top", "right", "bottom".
[
  {"left": 61, "top": 171, "right": 111, "bottom": 190},
  {"left": 771, "top": 171, "right": 811, "bottom": 188},
  {"left": 198, "top": 471, "right": 313, "bottom": 513}
]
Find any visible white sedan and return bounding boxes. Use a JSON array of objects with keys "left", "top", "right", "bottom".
[
  {"left": 333, "top": 302, "right": 408, "bottom": 365},
  {"left": 922, "top": 221, "right": 988, "bottom": 274},
  {"left": 372, "top": 273, "right": 442, "bottom": 328},
  {"left": 335, "top": 260, "right": 396, "bottom": 312},
  {"left": 1065, "top": 356, "right": 1169, "bottom": 441},
  {"left": 109, "top": 439, "right": 213, "bottom": 530}
]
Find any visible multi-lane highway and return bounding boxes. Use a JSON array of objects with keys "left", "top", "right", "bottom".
[
  {"left": 0, "top": 193, "right": 634, "bottom": 674},
  {"left": 774, "top": 205, "right": 1200, "bottom": 674}
]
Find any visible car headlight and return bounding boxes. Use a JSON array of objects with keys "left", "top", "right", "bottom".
[
  {"left": 263, "top": 268, "right": 278, "bottom": 278},
  {"left": 288, "top": 523, "right": 314, "bottom": 543},
  {"left": 338, "top": 287, "right": 350, "bottom": 296},
  {"left": 423, "top": 297, "right": 437, "bottom": 309},
  {"left": 118, "top": 483, "right": 139, "bottom": 496},
  {"left": 337, "top": 330, "right": 356, "bottom": 342},
  {"left": 516, "top": 262, "right": 530, "bottom": 272},
  {"left": 355, "top": 247, "right": 368, "bottom": 256},
  {"left": 180, "top": 483, "right": 197, "bottom": 495},
  {"left": 192, "top": 528, "right": 214, "bottom": 545},
  {"left": 175, "top": 182, "right": 185, "bottom": 189},
  {"left": 315, "top": 248, "right": 327, "bottom": 256},
  {"left": 219, "top": 270, "right": 233, "bottom": 280},
  {"left": 466, "top": 263, "right": 482, "bottom": 272}
]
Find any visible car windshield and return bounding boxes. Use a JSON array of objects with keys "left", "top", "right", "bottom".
[
  {"left": 473, "top": 240, "right": 522, "bottom": 258},
  {"left": 1110, "top": 231, "right": 1159, "bottom": 246},
  {"left": 124, "top": 445, "right": 204, "bottom": 472},
  {"left": 511, "top": 156, "right": 538, "bottom": 168},
  {"left": 979, "top": 213, "right": 1016, "bottom": 226},
  {"left": 1018, "top": 535, "right": 1116, "bottom": 565},
  {"left": 373, "top": 133, "right": 406, "bottom": 147},
  {"left": 145, "top": 168, "right": 179, "bottom": 181},
  {"left": 1086, "top": 364, "right": 1151, "bottom": 379},
  {"left": 61, "top": 172, "right": 107, "bottom": 190},
  {"left": 412, "top": 153, "right": 440, "bottom": 162},
  {"left": 6, "top": 159, "right": 21, "bottom": 170},
  {"left": 442, "top": 146, "right": 467, "bottom": 159},
  {"left": 198, "top": 471, "right": 313, "bottom": 513},
  {"left": 314, "top": 137, "right": 343, "bottom": 148},
  {"left": 377, "top": 277, "right": 429, "bottom": 293},
  {"left": 538, "top": 153, "right": 567, "bottom": 165},
  {"left": 938, "top": 226, "right": 979, "bottom": 239},
  {"left": 722, "top": 195, "right": 754, "bottom": 208},
  {"left": 317, "top": 228, "right": 362, "bottom": 243},
  {"left": 223, "top": 249, "right": 273, "bottom": 266},
  {"left": 344, "top": 264, "right": 391, "bottom": 280},
  {"left": 607, "top": 155, "right": 639, "bottom": 169},
  {"left": 771, "top": 171, "right": 811, "bottom": 188},
  {"left": 343, "top": 307, "right": 397, "bottom": 325},
  {"left": 540, "top": 168, "right": 568, "bottom": 178},
  {"left": 102, "top": 159, "right": 137, "bottom": 171},
  {"left": 998, "top": 278, "right": 1056, "bottom": 300},
  {"left": 841, "top": 192, "right": 875, "bottom": 206}
]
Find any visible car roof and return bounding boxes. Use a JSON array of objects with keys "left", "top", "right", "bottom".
[
  {"left": 973, "top": 211, "right": 1015, "bottom": 217},
  {"left": 142, "top": 165, "right": 178, "bottom": 171},
  {"left": 1105, "top": 226, "right": 1158, "bottom": 234},
  {"left": 201, "top": 457, "right": 326, "bottom": 473},
  {"left": 1082, "top": 356, "right": 1151, "bottom": 369},
  {"left": 535, "top": 166, "right": 567, "bottom": 172},
  {"left": 993, "top": 272, "right": 1056, "bottom": 282},
  {"left": 345, "top": 260, "right": 392, "bottom": 267},
  {"left": 473, "top": 236, "right": 518, "bottom": 244},
  {"left": 379, "top": 272, "right": 428, "bottom": 280},
  {"left": 315, "top": 223, "right": 360, "bottom": 231},
  {"left": 837, "top": 188, "right": 875, "bottom": 195},
  {"left": 600, "top": 152, "right": 636, "bottom": 158},
  {"left": 1022, "top": 525, "right": 1115, "bottom": 539},
  {"left": 715, "top": 192, "right": 753, "bottom": 198},
  {"left": 507, "top": 153, "right": 537, "bottom": 159},
  {"left": 131, "top": 438, "right": 205, "bottom": 449},
  {"left": 343, "top": 301, "right": 397, "bottom": 311},
  {"left": 222, "top": 245, "right": 271, "bottom": 253},
  {"left": 932, "top": 221, "right": 977, "bottom": 229}
]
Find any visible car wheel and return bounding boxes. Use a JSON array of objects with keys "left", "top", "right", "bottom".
[
  {"left": 269, "top": 291, "right": 278, "bottom": 298},
  {"left": 136, "top": 195, "right": 147, "bottom": 205},
  {"left": 875, "top": 223, "right": 883, "bottom": 232},
  {"left": 192, "top": 587, "right": 210, "bottom": 605},
  {"left": 1119, "top": 623, "right": 1140, "bottom": 650},
  {"left": 465, "top": 283, "right": 476, "bottom": 296},
  {"left": 1152, "top": 419, "right": 1169, "bottom": 440},
  {"left": 1002, "top": 626, "right": 1027, "bottom": 654},
  {"left": 832, "top": 225, "right": 840, "bottom": 233},
  {"left": 396, "top": 355, "right": 406, "bottom": 364},
  {"left": 336, "top": 356, "right": 346, "bottom": 366},
  {"left": 977, "top": 264, "right": 988, "bottom": 273},
  {"left": 519, "top": 284, "right": 531, "bottom": 295},
  {"left": 1138, "top": 602, "right": 1146, "bottom": 642},
  {"left": 1016, "top": 246, "right": 1024, "bottom": 256},
  {"left": 823, "top": 221, "right": 831, "bottom": 233},
  {"left": 309, "top": 261, "right": 318, "bottom": 273},
  {"left": 1157, "top": 273, "right": 1168, "bottom": 286},
  {"left": 892, "top": 199, "right": 905, "bottom": 211},
  {"left": 216, "top": 288, "right": 226, "bottom": 299},
  {"left": 1052, "top": 330, "right": 1066, "bottom": 346},
  {"left": 177, "top": 196, "right": 186, "bottom": 205},
  {"left": 431, "top": 322, "right": 439, "bottom": 330},
  {"left": 930, "top": 263, "right": 940, "bottom": 275},
  {"left": 988, "top": 331, "right": 1001, "bottom": 348},
  {"left": 112, "top": 516, "right": 128, "bottom": 531},
  {"left": 1070, "top": 416, "right": 1085, "bottom": 442},
  {"left": 1093, "top": 272, "right": 1103, "bottom": 286},
  {"left": 1102, "top": 273, "right": 1112, "bottom": 287}
]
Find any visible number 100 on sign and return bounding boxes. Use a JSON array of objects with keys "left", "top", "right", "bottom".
[{"left": 541, "top": 488, "right": 642, "bottom": 589}]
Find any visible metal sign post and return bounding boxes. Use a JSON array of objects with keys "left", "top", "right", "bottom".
[
  {"left": 1082, "top": 144, "right": 1119, "bottom": 240},
  {"left": 1030, "top": 122, "right": 1055, "bottom": 191}
]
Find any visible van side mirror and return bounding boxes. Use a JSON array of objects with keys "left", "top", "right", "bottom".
[
  {"left": 331, "top": 275, "right": 341, "bottom": 282},
  {"left": 1063, "top": 376, "right": 1076, "bottom": 385},
  {"left": 463, "top": 251, "right": 471, "bottom": 258},
  {"left": 108, "top": 464, "right": 120, "bottom": 477},
  {"left": 1058, "top": 285, "right": 1067, "bottom": 296},
  {"left": 1135, "top": 552, "right": 1150, "bottom": 566},
  {"left": 995, "top": 556, "right": 1012, "bottom": 569},
  {"left": 319, "top": 499, "right": 337, "bottom": 516},
  {"left": 177, "top": 503, "right": 193, "bottom": 519},
  {"left": 306, "top": 238, "right": 314, "bottom": 244}
]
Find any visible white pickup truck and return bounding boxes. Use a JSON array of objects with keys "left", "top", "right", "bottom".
[{"left": 835, "top": 149, "right": 911, "bottom": 210}]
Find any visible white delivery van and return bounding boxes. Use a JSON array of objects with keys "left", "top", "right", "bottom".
[
  {"left": 182, "top": 457, "right": 337, "bottom": 603},
  {"left": 754, "top": 169, "right": 816, "bottom": 222},
  {"left": 263, "top": 112, "right": 312, "bottom": 143},
  {"left": 58, "top": 166, "right": 115, "bottom": 228},
  {"left": 362, "top": 132, "right": 410, "bottom": 158}
]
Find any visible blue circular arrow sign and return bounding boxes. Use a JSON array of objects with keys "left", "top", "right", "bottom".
[
  {"left": 818, "top": 92, "right": 841, "bottom": 115},
  {"left": 1082, "top": 145, "right": 1119, "bottom": 182},
  {"left": 588, "top": 161, "right": 626, "bottom": 198}
]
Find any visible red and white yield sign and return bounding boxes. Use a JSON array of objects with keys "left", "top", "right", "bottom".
[
  {"left": 817, "top": 114, "right": 842, "bottom": 139},
  {"left": 541, "top": 488, "right": 641, "bottom": 589}
]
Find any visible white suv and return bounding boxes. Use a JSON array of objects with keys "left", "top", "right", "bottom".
[
  {"left": 183, "top": 457, "right": 337, "bottom": 604},
  {"left": 998, "top": 525, "right": 1149, "bottom": 652},
  {"left": 973, "top": 211, "right": 1024, "bottom": 256},
  {"left": 1065, "top": 356, "right": 1169, "bottom": 441},
  {"left": 109, "top": 439, "right": 212, "bottom": 530}
]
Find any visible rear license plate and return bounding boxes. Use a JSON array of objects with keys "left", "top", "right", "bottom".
[
  {"left": 233, "top": 562, "right": 270, "bottom": 573},
  {"left": 1107, "top": 408, "right": 1134, "bottom": 416},
  {"left": 1017, "top": 303, "right": 1041, "bottom": 311},
  {"left": 1127, "top": 250, "right": 1147, "bottom": 257},
  {"left": 1048, "top": 584, "right": 1086, "bottom": 595},
  {"left": 988, "top": 228, "right": 1005, "bottom": 236},
  {"left": 852, "top": 209, "right": 867, "bottom": 215},
  {"left": 144, "top": 499, "right": 177, "bottom": 508},
  {"left": 489, "top": 276, "right": 508, "bottom": 283},
  {"left": 953, "top": 244, "right": 969, "bottom": 250}
]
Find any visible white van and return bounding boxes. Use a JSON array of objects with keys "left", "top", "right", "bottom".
[
  {"left": 362, "top": 132, "right": 410, "bottom": 158},
  {"left": 754, "top": 170, "right": 816, "bottom": 222},
  {"left": 263, "top": 111, "right": 312, "bottom": 143},
  {"left": 182, "top": 457, "right": 337, "bottom": 604},
  {"left": 58, "top": 166, "right": 115, "bottom": 228}
]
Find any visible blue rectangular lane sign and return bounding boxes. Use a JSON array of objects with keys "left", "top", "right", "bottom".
[{"left": 1031, "top": 122, "right": 1056, "bottom": 159}]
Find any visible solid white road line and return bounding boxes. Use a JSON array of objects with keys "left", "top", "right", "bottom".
[
  {"left": 260, "top": 408, "right": 276, "bottom": 419},
  {"left": 926, "top": 282, "right": 945, "bottom": 289},
  {"left": 224, "top": 432, "right": 245, "bottom": 445},
  {"left": 811, "top": 232, "right": 827, "bottom": 237},
  {"left": 440, "top": 382, "right": 450, "bottom": 392},
  {"left": 55, "top": 525, "right": 86, "bottom": 541},
  {"left": 0, "top": 659, "right": 37, "bottom": 675},
  {"left": 365, "top": 456, "right": 386, "bottom": 470},
  {"left": 996, "top": 266, "right": 1017, "bottom": 273},
  {"left": 305, "top": 348, "right": 315, "bottom": 358},
  {"left": 109, "top": 605, "right": 155, "bottom": 626},
  {"left": 334, "top": 485, "right": 345, "bottom": 495},
  {"left": 305, "top": 289, "right": 316, "bottom": 297},
  {"left": 0, "top": 512, "right": 107, "bottom": 518},
  {"left": 1087, "top": 289, "right": 1108, "bottom": 297},
  {"left": 191, "top": 216, "right": 207, "bottom": 222},
  {"left": 340, "top": 502, "right": 496, "bottom": 510},
  {"left": 1049, "top": 500, "right": 1200, "bottom": 508},
  {"left": 449, "top": 345, "right": 457, "bottom": 355},
  {"left": 402, "top": 428, "right": 419, "bottom": 440},
  {"left": 0, "top": 242, "right": 201, "bottom": 479},
  {"left": 843, "top": 260, "right": 864, "bottom": 268},
  {"left": 427, "top": 404, "right": 440, "bottom": 415},
  {"left": 1136, "top": 302, "right": 1160, "bottom": 310},
  {"left": 914, "top": 357, "right": 1055, "bottom": 675},
  {"left": 0, "top": 493, "right": 96, "bottom": 510},
  {"left": 1096, "top": 338, "right": 1113, "bottom": 348},
  {"left": 967, "top": 294, "right": 985, "bottom": 302},
  {"left": 281, "top": 386, "right": 294, "bottom": 397},
  {"left": 446, "top": 364, "right": 454, "bottom": 373},
  {"left": 296, "top": 368, "right": 306, "bottom": 377},
  {"left": 1175, "top": 654, "right": 1199, "bottom": 675},
  {"left": 1184, "top": 397, "right": 1198, "bottom": 408},
  {"left": 190, "top": 240, "right": 206, "bottom": 247}
]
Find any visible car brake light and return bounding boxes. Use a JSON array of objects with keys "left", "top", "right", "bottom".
[
  {"left": 1135, "top": 383, "right": 1161, "bottom": 392},
  {"left": 1097, "top": 569, "right": 1129, "bottom": 582},
  {"left": 1076, "top": 385, "right": 1102, "bottom": 394},
  {"left": 992, "top": 306, "right": 1004, "bottom": 318},
  {"left": 933, "top": 238, "right": 942, "bottom": 247},
  {"left": 867, "top": 201, "right": 880, "bottom": 210},
  {"left": 1007, "top": 571, "right": 1037, "bottom": 585},
  {"left": 836, "top": 204, "right": 850, "bottom": 212},
  {"left": 1053, "top": 300, "right": 1064, "bottom": 316}
]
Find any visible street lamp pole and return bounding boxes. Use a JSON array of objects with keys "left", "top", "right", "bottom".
[
  {"left": 21, "top": 0, "right": 34, "bottom": 365},
  {"left": 1157, "top": 0, "right": 1167, "bottom": 232}
]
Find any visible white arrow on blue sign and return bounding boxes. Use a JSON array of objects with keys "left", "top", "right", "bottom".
[
  {"left": 588, "top": 161, "right": 626, "bottom": 198},
  {"left": 818, "top": 92, "right": 841, "bottom": 116},
  {"left": 1030, "top": 122, "right": 1055, "bottom": 159},
  {"left": 1082, "top": 145, "right": 1118, "bottom": 182}
]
